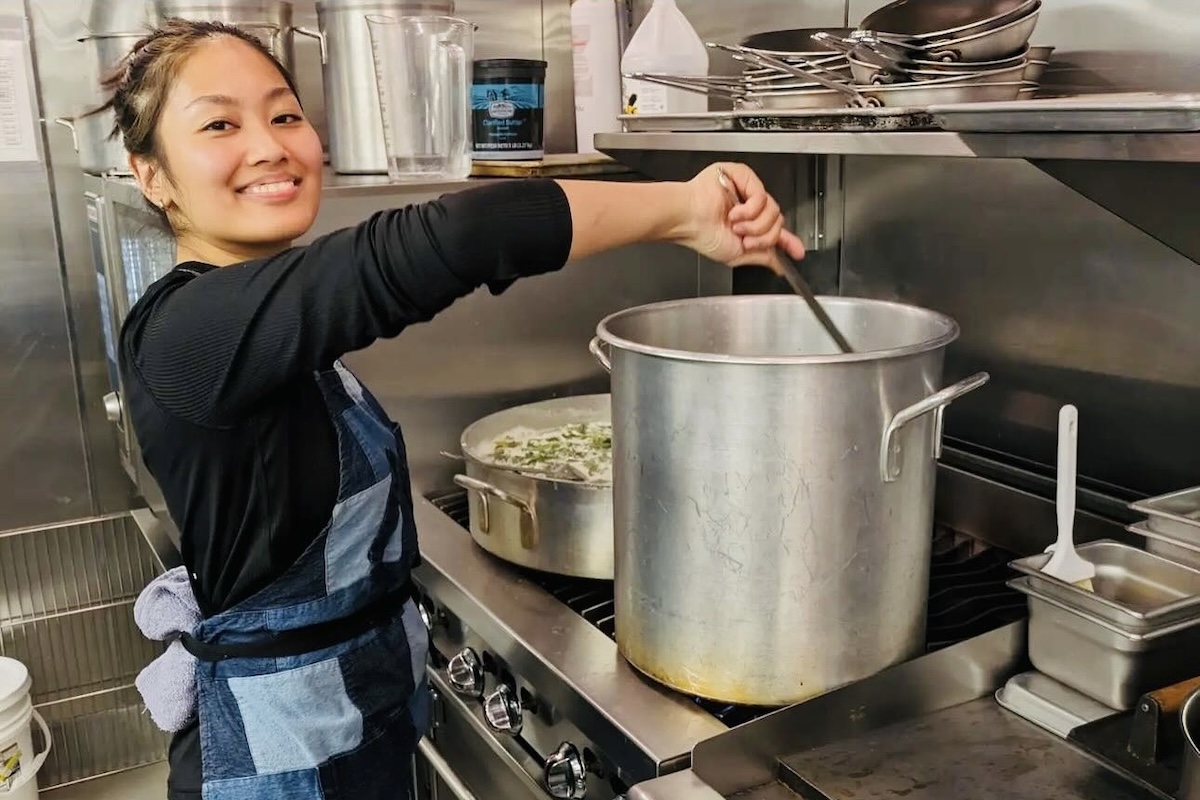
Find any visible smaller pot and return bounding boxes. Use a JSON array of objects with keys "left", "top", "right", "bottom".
[
  {"left": 454, "top": 394, "right": 614, "bottom": 580},
  {"left": 55, "top": 113, "right": 130, "bottom": 176},
  {"left": 64, "top": 31, "right": 145, "bottom": 175},
  {"left": 150, "top": 1, "right": 297, "bottom": 72}
]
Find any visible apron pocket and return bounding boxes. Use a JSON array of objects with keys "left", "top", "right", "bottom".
[
  {"left": 224, "top": 656, "right": 364, "bottom": 774},
  {"left": 318, "top": 708, "right": 418, "bottom": 800}
]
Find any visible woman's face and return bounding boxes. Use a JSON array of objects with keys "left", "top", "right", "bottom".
[{"left": 134, "top": 36, "right": 324, "bottom": 263}]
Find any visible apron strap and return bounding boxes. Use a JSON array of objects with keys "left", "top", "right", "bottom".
[{"left": 179, "top": 580, "right": 415, "bottom": 662}]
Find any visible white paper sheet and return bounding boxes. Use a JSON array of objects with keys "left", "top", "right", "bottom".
[{"left": 0, "top": 36, "right": 40, "bottom": 164}]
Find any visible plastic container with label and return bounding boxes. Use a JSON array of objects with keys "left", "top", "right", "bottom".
[
  {"left": 471, "top": 58, "right": 549, "bottom": 160},
  {"left": 619, "top": 0, "right": 708, "bottom": 116}
]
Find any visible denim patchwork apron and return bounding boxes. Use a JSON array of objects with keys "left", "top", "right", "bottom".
[{"left": 180, "top": 361, "right": 429, "bottom": 800}]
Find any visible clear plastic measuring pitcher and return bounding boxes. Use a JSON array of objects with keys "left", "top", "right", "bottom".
[{"left": 367, "top": 15, "right": 474, "bottom": 182}]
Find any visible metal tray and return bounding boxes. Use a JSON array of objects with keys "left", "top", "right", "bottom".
[
  {"left": 1130, "top": 486, "right": 1200, "bottom": 542},
  {"left": 735, "top": 107, "right": 938, "bottom": 132},
  {"left": 1128, "top": 520, "right": 1200, "bottom": 571},
  {"left": 618, "top": 112, "right": 738, "bottom": 132},
  {"left": 927, "top": 91, "right": 1200, "bottom": 132},
  {"left": 1009, "top": 540, "right": 1200, "bottom": 633},
  {"left": 1010, "top": 576, "right": 1200, "bottom": 710},
  {"left": 995, "top": 670, "right": 1117, "bottom": 737}
]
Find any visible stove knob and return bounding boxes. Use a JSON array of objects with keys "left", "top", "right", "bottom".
[
  {"left": 417, "top": 598, "right": 435, "bottom": 631},
  {"left": 483, "top": 685, "right": 523, "bottom": 735},
  {"left": 103, "top": 392, "right": 123, "bottom": 424},
  {"left": 543, "top": 742, "right": 587, "bottom": 799},
  {"left": 447, "top": 648, "right": 484, "bottom": 698}
]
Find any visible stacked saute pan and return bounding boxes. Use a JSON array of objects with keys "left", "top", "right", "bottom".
[{"left": 626, "top": 0, "right": 1053, "bottom": 111}]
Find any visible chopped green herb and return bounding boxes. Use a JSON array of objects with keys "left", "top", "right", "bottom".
[{"left": 487, "top": 422, "right": 613, "bottom": 483}]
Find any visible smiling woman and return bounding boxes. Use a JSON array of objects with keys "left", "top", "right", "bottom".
[
  {"left": 92, "top": 21, "right": 323, "bottom": 261},
  {"left": 85, "top": 17, "right": 804, "bottom": 800}
]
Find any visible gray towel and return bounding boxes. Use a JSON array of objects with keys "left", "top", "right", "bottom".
[{"left": 133, "top": 566, "right": 201, "bottom": 732}]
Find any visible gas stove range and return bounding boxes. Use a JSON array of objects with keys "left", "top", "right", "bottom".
[{"left": 408, "top": 487, "right": 1026, "bottom": 800}]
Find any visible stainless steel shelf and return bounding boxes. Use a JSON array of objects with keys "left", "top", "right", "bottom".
[
  {"left": 99, "top": 169, "right": 490, "bottom": 204},
  {"left": 321, "top": 171, "right": 482, "bottom": 196},
  {"left": 595, "top": 130, "right": 1200, "bottom": 162}
]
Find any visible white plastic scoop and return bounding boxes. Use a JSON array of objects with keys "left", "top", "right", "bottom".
[{"left": 1041, "top": 404, "right": 1096, "bottom": 591}]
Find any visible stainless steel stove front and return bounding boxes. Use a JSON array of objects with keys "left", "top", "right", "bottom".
[
  {"left": 409, "top": 494, "right": 726, "bottom": 800},
  {"left": 418, "top": 610, "right": 626, "bottom": 800}
]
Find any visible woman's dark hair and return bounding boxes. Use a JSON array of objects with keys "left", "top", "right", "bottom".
[{"left": 85, "top": 18, "right": 302, "bottom": 227}]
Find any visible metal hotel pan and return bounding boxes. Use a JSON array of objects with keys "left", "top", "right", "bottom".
[
  {"left": 1009, "top": 540, "right": 1200, "bottom": 633},
  {"left": 1010, "top": 576, "right": 1200, "bottom": 710},
  {"left": 1129, "top": 520, "right": 1200, "bottom": 572},
  {"left": 1131, "top": 486, "right": 1200, "bottom": 541}
]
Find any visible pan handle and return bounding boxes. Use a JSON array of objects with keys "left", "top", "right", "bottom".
[
  {"left": 54, "top": 117, "right": 80, "bottom": 153},
  {"left": 292, "top": 26, "right": 327, "bottom": 64},
  {"left": 588, "top": 337, "right": 612, "bottom": 372},
  {"left": 879, "top": 372, "right": 989, "bottom": 483},
  {"left": 452, "top": 475, "right": 538, "bottom": 548}
]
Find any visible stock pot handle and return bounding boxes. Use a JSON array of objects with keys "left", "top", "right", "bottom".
[
  {"left": 292, "top": 26, "right": 327, "bottom": 64},
  {"left": 879, "top": 372, "right": 989, "bottom": 484},
  {"left": 452, "top": 474, "right": 538, "bottom": 548},
  {"left": 588, "top": 337, "right": 612, "bottom": 372}
]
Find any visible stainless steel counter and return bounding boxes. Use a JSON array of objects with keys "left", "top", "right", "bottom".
[
  {"left": 631, "top": 700, "right": 1160, "bottom": 800},
  {"left": 776, "top": 698, "right": 1155, "bottom": 800}
]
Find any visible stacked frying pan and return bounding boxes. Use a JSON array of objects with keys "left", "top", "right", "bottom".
[{"left": 625, "top": 0, "right": 1053, "bottom": 111}]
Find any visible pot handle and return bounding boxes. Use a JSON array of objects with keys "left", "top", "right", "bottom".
[
  {"left": 588, "top": 337, "right": 611, "bottom": 372},
  {"left": 452, "top": 474, "right": 537, "bottom": 548},
  {"left": 292, "top": 26, "right": 327, "bottom": 64},
  {"left": 54, "top": 117, "right": 79, "bottom": 153},
  {"left": 879, "top": 372, "right": 989, "bottom": 483}
]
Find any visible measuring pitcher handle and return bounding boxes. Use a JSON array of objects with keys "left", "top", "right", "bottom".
[
  {"left": 879, "top": 372, "right": 989, "bottom": 483},
  {"left": 292, "top": 26, "right": 327, "bottom": 64}
]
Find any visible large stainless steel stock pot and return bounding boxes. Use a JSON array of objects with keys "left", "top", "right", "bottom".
[{"left": 589, "top": 295, "right": 988, "bottom": 706}]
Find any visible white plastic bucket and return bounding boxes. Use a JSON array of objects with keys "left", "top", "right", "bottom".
[{"left": 0, "top": 658, "right": 51, "bottom": 799}]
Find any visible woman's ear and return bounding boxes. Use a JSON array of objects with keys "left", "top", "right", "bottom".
[{"left": 130, "top": 153, "right": 167, "bottom": 209}]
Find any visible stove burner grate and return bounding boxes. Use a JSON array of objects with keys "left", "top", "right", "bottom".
[{"left": 428, "top": 491, "right": 1026, "bottom": 727}]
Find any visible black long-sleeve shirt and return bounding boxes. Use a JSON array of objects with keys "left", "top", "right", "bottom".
[{"left": 119, "top": 179, "right": 573, "bottom": 798}]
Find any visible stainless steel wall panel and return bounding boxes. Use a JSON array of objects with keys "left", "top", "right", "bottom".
[
  {"left": 839, "top": 155, "right": 1200, "bottom": 496},
  {"left": 0, "top": 5, "right": 95, "bottom": 529},
  {"left": 831, "top": 0, "right": 1200, "bottom": 498},
  {"left": 27, "top": 1, "right": 140, "bottom": 519}
]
